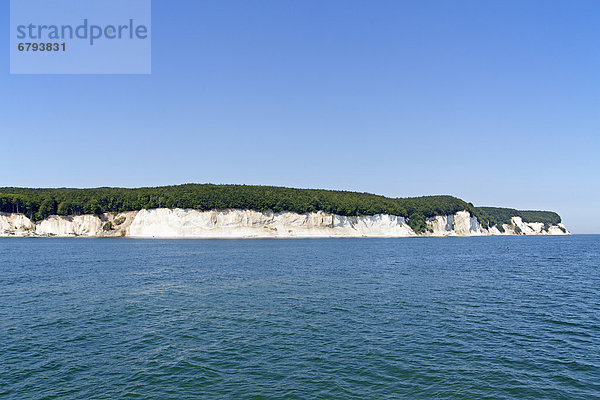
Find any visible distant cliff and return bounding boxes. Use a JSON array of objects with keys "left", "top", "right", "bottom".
[
  {"left": 0, "top": 184, "right": 565, "bottom": 235},
  {"left": 0, "top": 208, "right": 569, "bottom": 238}
]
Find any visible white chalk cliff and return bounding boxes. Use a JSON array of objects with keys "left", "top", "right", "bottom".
[{"left": 0, "top": 209, "right": 570, "bottom": 238}]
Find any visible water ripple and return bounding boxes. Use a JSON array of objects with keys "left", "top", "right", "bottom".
[{"left": 1, "top": 236, "right": 599, "bottom": 399}]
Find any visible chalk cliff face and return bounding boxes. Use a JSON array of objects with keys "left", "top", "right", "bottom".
[
  {"left": 486, "top": 216, "right": 569, "bottom": 236},
  {"left": 0, "top": 213, "right": 35, "bottom": 236},
  {"left": 128, "top": 209, "right": 416, "bottom": 238},
  {"left": 0, "top": 209, "right": 570, "bottom": 238},
  {"left": 35, "top": 215, "right": 104, "bottom": 237},
  {"left": 425, "top": 211, "right": 484, "bottom": 236}
]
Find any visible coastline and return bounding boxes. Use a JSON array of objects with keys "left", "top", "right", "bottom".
[{"left": 0, "top": 209, "right": 570, "bottom": 239}]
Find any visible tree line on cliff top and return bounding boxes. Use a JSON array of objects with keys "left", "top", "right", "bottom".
[{"left": 0, "top": 184, "right": 561, "bottom": 233}]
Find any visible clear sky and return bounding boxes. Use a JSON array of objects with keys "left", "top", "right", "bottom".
[{"left": 1, "top": 0, "right": 598, "bottom": 233}]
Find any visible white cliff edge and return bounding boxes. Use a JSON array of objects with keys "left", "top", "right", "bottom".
[
  {"left": 0, "top": 209, "right": 570, "bottom": 238},
  {"left": 423, "top": 212, "right": 569, "bottom": 236}
]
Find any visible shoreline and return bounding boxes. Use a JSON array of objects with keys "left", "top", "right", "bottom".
[{"left": 1, "top": 208, "right": 570, "bottom": 238}]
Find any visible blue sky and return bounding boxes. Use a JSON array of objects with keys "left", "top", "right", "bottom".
[{"left": 1, "top": 0, "right": 598, "bottom": 233}]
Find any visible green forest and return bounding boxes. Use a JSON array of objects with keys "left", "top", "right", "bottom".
[{"left": 0, "top": 184, "right": 561, "bottom": 233}]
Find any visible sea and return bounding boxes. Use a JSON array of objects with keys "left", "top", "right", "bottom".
[{"left": 1, "top": 236, "right": 599, "bottom": 399}]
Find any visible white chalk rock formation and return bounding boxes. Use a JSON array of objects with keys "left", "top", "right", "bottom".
[
  {"left": 0, "top": 209, "right": 570, "bottom": 238},
  {"left": 426, "top": 210, "right": 483, "bottom": 236},
  {"left": 0, "top": 213, "right": 35, "bottom": 236},
  {"left": 35, "top": 215, "right": 103, "bottom": 237},
  {"left": 127, "top": 209, "right": 416, "bottom": 238}
]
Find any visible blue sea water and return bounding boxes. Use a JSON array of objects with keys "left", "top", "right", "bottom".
[{"left": 1, "top": 236, "right": 599, "bottom": 399}]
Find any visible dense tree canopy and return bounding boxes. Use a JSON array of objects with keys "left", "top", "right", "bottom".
[{"left": 0, "top": 184, "right": 561, "bottom": 233}]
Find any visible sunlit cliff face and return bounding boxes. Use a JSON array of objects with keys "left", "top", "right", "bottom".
[{"left": 1, "top": 209, "right": 569, "bottom": 238}]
